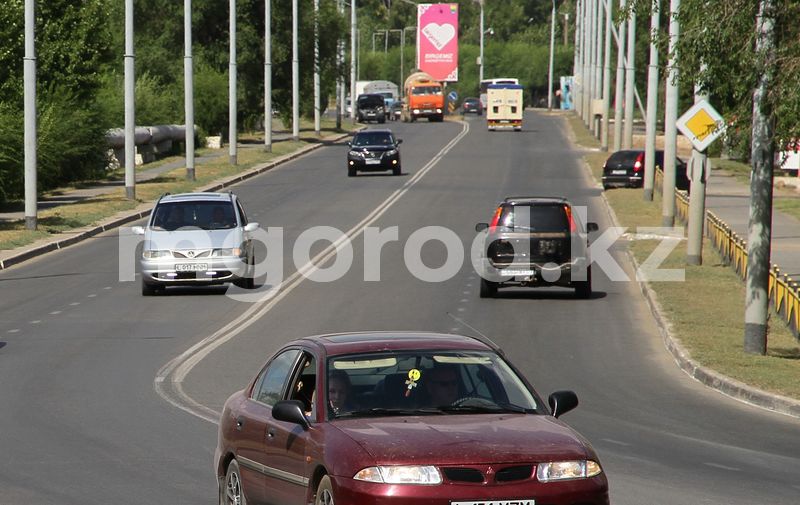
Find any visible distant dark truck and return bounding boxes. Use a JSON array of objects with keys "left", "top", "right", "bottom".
[{"left": 356, "top": 94, "right": 387, "bottom": 124}]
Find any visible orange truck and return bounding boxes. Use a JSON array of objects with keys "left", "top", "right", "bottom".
[{"left": 401, "top": 71, "right": 445, "bottom": 122}]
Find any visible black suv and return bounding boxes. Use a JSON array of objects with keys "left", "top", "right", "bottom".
[
  {"left": 475, "top": 197, "right": 598, "bottom": 299},
  {"left": 347, "top": 129, "right": 402, "bottom": 176},
  {"left": 356, "top": 94, "right": 387, "bottom": 123},
  {"left": 602, "top": 149, "right": 690, "bottom": 191}
]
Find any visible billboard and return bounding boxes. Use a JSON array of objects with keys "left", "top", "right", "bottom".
[{"left": 417, "top": 3, "right": 459, "bottom": 82}]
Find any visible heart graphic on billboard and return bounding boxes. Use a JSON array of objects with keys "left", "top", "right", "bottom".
[{"left": 422, "top": 23, "right": 455, "bottom": 51}]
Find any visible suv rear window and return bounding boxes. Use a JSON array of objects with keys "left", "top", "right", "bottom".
[{"left": 498, "top": 204, "right": 569, "bottom": 233}]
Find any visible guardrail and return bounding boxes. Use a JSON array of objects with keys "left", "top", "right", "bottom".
[{"left": 654, "top": 168, "right": 800, "bottom": 341}]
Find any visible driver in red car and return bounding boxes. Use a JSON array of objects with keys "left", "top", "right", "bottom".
[{"left": 424, "top": 365, "right": 461, "bottom": 407}]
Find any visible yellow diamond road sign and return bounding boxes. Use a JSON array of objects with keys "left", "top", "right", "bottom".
[{"left": 676, "top": 99, "right": 725, "bottom": 152}]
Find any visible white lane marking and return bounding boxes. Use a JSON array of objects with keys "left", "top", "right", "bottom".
[
  {"left": 87, "top": 294, "right": 97, "bottom": 298},
  {"left": 30, "top": 320, "right": 41, "bottom": 324},
  {"left": 50, "top": 311, "right": 62, "bottom": 315},
  {"left": 462, "top": 290, "right": 470, "bottom": 295},
  {"left": 7, "top": 329, "right": 20, "bottom": 334},
  {"left": 457, "top": 307, "right": 466, "bottom": 312},
  {"left": 601, "top": 438, "right": 631, "bottom": 446},
  {"left": 104, "top": 286, "right": 112, "bottom": 290},
  {"left": 155, "top": 121, "right": 471, "bottom": 424},
  {"left": 459, "top": 298, "right": 468, "bottom": 303},
  {"left": 70, "top": 302, "right": 80, "bottom": 306},
  {"left": 449, "top": 327, "right": 460, "bottom": 332},
  {"left": 704, "top": 462, "right": 741, "bottom": 472}
]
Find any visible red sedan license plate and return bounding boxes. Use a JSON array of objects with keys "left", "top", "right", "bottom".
[{"left": 451, "top": 501, "right": 535, "bottom": 505}]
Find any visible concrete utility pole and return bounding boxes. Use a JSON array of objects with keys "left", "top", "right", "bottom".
[
  {"left": 744, "top": 0, "right": 777, "bottom": 355},
  {"left": 479, "top": 1, "right": 485, "bottom": 83},
  {"left": 581, "top": 0, "right": 594, "bottom": 123},
  {"left": 350, "top": 0, "right": 357, "bottom": 121},
  {"left": 600, "top": 0, "right": 612, "bottom": 151},
  {"left": 292, "top": 0, "right": 300, "bottom": 141},
  {"left": 336, "top": 0, "right": 344, "bottom": 130},
  {"left": 686, "top": 77, "right": 708, "bottom": 266},
  {"left": 613, "top": 0, "right": 626, "bottom": 152},
  {"left": 184, "top": 0, "right": 195, "bottom": 180},
  {"left": 229, "top": 0, "right": 238, "bottom": 165},
  {"left": 573, "top": 0, "right": 581, "bottom": 116},
  {"left": 622, "top": 7, "right": 636, "bottom": 149},
  {"left": 24, "top": 0, "right": 37, "bottom": 229},
  {"left": 662, "top": 0, "right": 680, "bottom": 227},
  {"left": 586, "top": 0, "right": 595, "bottom": 129},
  {"left": 314, "top": 0, "right": 321, "bottom": 135},
  {"left": 124, "top": 0, "right": 136, "bottom": 200},
  {"left": 548, "top": 0, "right": 556, "bottom": 111},
  {"left": 593, "top": 0, "right": 603, "bottom": 129},
  {"left": 643, "top": 0, "right": 660, "bottom": 201},
  {"left": 265, "top": 0, "right": 273, "bottom": 151}
]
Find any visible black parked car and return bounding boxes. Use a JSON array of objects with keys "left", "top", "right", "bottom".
[
  {"left": 602, "top": 150, "right": 690, "bottom": 192},
  {"left": 347, "top": 129, "right": 402, "bottom": 177},
  {"left": 475, "top": 197, "right": 599, "bottom": 299},
  {"left": 461, "top": 97, "right": 483, "bottom": 115}
]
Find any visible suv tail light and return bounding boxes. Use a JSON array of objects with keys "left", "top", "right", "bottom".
[
  {"left": 489, "top": 207, "right": 503, "bottom": 230},
  {"left": 633, "top": 153, "right": 644, "bottom": 173},
  {"left": 564, "top": 205, "right": 577, "bottom": 232}
]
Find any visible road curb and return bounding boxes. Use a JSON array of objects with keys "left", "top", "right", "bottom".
[
  {"left": 575, "top": 142, "right": 800, "bottom": 420},
  {"left": 0, "top": 131, "right": 356, "bottom": 271}
]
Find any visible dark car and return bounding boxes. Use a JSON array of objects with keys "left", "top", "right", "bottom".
[
  {"left": 461, "top": 97, "right": 483, "bottom": 115},
  {"left": 215, "top": 331, "right": 609, "bottom": 505},
  {"left": 388, "top": 100, "right": 404, "bottom": 121},
  {"left": 475, "top": 197, "right": 598, "bottom": 299},
  {"left": 356, "top": 93, "right": 387, "bottom": 123},
  {"left": 347, "top": 129, "right": 402, "bottom": 177},
  {"left": 602, "top": 149, "right": 690, "bottom": 191}
]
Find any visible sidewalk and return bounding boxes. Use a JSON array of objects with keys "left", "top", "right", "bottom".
[{"left": 0, "top": 129, "right": 351, "bottom": 270}]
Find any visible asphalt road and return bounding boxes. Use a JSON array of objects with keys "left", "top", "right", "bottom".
[{"left": 1, "top": 111, "right": 798, "bottom": 505}]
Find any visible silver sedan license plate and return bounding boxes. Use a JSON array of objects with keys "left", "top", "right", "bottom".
[
  {"left": 451, "top": 500, "right": 535, "bottom": 505},
  {"left": 175, "top": 263, "right": 208, "bottom": 272}
]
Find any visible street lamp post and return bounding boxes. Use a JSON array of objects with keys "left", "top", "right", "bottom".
[{"left": 548, "top": 0, "right": 556, "bottom": 111}]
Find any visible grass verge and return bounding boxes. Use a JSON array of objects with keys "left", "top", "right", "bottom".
[
  {"left": 0, "top": 120, "right": 348, "bottom": 251},
  {"left": 566, "top": 114, "right": 800, "bottom": 401}
]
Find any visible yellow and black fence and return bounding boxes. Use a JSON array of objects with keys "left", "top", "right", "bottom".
[{"left": 654, "top": 169, "right": 800, "bottom": 341}]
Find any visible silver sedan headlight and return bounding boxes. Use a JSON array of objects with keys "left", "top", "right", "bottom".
[
  {"left": 536, "top": 460, "right": 602, "bottom": 482},
  {"left": 353, "top": 466, "right": 442, "bottom": 485},
  {"left": 142, "top": 249, "right": 171, "bottom": 259},
  {"left": 212, "top": 247, "right": 243, "bottom": 257}
]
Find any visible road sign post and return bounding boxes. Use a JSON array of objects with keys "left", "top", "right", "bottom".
[{"left": 676, "top": 98, "right": 725, "bottom": 265}]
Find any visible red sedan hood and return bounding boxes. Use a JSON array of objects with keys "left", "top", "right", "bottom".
[{"left": 333, "top": 414, "right": 591, "bottom": 465}]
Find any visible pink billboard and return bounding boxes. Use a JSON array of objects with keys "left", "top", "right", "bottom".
[{"left": 416, "top": 3, "right": 459, "bottom": 82}]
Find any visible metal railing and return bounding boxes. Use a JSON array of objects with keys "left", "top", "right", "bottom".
[{"left": 653, "top": 168, "right": 800, "bottom": 340}]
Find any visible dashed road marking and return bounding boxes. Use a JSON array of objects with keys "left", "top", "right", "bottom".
[
  {"left": 30, "top": 320, "right": 41, "bottom": 324},
  {"left": 70, "top": 302, "right": 80, "bottom": 306},
  {"left": 50, "top": 311, "right": 62, "bottom": 315},
  {"left": 601, "top": 438, "right": 631, "bottom": 446},
  {"left": 7, "top": 329, "right": 20, "bottom": 334},
  {"left": 87, "top": 294, "right": 97, "bottom": 298},
  {"left": 704, "top": 462, "right": 740, "bottom": 472}
]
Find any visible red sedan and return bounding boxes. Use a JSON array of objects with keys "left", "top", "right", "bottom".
[{"left": 215, "top": 332, "right": 609, "bottom": 505}]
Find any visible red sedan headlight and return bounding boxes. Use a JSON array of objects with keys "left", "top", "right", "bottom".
[{"left": 353, "top": 466, "right": 443, "bottom": 485}]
